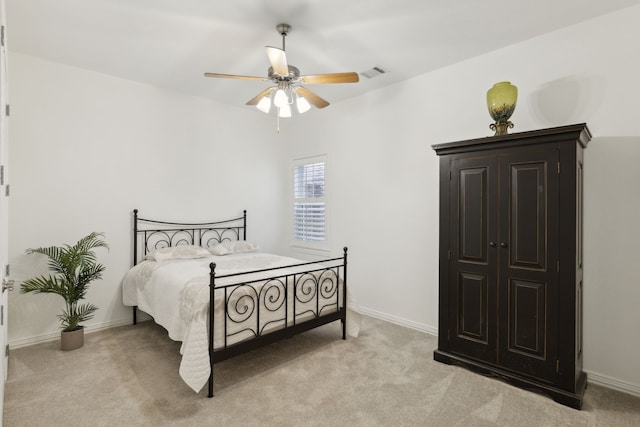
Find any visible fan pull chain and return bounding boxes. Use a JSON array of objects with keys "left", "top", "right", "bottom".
[{"left": 276, "top": 110, "right": 281, "bottom": 133}]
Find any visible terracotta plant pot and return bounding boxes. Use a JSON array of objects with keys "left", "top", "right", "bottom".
[{"left": 61, "top": 327, "right": 84, "bottom": 351}]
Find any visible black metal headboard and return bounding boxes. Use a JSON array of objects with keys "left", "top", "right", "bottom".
[{"left": 132, "top": 209, "right": 247, "bottom": 265}]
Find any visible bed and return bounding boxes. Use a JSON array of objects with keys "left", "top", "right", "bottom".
[{"left": 122, "top": 209, "right": 350, "bottom": 397}]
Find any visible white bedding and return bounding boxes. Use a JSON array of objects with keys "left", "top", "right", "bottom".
[{"left": 122, "top": 251, "right": 359, "bottom": 393}]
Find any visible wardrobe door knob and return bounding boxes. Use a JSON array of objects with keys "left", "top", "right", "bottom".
[
  {"left": 489, "top": 242, "right": 496, "bottom": 247},
  {"left": 500, "top": 242, "right": 508, "bottom": 248}
]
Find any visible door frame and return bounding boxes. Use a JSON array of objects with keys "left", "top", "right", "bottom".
[{"left": 0, "top": 0, "right": 10, "bottom": 422}]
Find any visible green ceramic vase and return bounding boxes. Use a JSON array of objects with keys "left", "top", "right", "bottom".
[{"left": 487, "top": 81, "right": 517, "bottom": 135}]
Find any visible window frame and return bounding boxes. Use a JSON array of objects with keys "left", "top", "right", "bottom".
[{"left": 291, "top": 154, "right": 329, "bottom": 253}]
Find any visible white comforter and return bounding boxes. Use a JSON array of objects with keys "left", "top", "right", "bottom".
[{"left": 122, "top": 252, "right": 359, "bottom": 393}]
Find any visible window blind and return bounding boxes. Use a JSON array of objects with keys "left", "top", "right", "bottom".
[{"left": 293, "top": 161, "right": 325, "bottom": 242}]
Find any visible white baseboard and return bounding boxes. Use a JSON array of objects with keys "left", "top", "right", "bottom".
[
  {"left": 8, "top": 317, "right": 133, "bottom": 349},
  {"left": 357, "top": 306, "right": 438, "bottom": 336},
  {"left": 585, "top": 370, "right": 640, "bottom": 398}
]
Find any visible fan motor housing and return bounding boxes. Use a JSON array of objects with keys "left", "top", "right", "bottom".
[
  {"left": 268, "top": 65, "right": 300, "bottom": 81},
  {"left": 276, "top": 23, "right": 292, "bottom": 35}
]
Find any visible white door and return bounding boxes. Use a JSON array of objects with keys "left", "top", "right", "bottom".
[{"left": 0, "top": 0, "right": 10, "bottom": 423}]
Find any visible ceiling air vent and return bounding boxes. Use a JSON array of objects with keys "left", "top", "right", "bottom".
[{"left": 360, "top": 66, "right": 388, "bottom": 79}]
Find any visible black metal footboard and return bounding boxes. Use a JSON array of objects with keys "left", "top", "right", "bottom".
[{"left": 207, "top": 247, "right": 348, "bottom": 397}]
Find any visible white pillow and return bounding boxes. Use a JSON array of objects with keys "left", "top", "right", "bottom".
[
  {"left": 208, "top": 240, "right": 259, "bottom": 256},
  {"left": 145, "top": 245, "right": 211, "bottom": 261}
]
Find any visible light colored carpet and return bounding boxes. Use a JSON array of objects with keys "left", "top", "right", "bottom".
[{"left": 4, "top": 316, "right": 640, "bottom": 426}]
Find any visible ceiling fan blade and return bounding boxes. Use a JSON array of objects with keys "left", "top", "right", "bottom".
[
  {"left": 300, "top": 72, "right": 360, "bottom": 84},
  {"left": 204, "top": 72, "right": 264, "bottom": 81},
  {"left": 295, "top": 86, "right": 330, "bottom": 109},
  {"left": 246, "top": 87, "right": 276, "bottom": 106},
  {"left": 265, "top": 46, "right": 289, "bottom": 76}
]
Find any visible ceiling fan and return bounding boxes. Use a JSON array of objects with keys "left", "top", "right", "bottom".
[{"left": 204, "top": 23, "right": 359, "bottom": 123}]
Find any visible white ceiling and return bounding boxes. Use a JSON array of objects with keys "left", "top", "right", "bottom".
[{"left": 7, "top": 0, "right": 640, "bottom": 110}]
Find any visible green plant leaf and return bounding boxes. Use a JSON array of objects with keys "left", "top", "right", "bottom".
[{"left": 22, "top": 232, "right": 108, "bottom": 330}]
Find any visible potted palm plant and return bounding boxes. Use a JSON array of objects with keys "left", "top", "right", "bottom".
[{"left": 21, "top": 232, "right": 108, "bottom": 350}]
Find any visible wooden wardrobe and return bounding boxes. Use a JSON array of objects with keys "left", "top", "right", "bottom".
[{"left": 432, "top": 123, "right": 590, "bottom": 409}]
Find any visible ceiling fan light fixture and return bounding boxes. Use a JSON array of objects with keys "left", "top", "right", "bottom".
[
  {"left": 256, "top": 96, "right": 272, "bottom": 114},
  {"left": 278, "top": 104, "right": 292, "bottom": 118},
  {"left": 296, "top": 93, "right": 311, "bottom": 114},
  {"left": 274, "top": 88, "right": 289, "bottom": 108}
]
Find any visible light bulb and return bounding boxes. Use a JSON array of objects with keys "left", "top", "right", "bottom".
[
  {"left": 256, "top": 96, "right": 271, "bottom": 114},
  {"left": 278, "top": 104, "right": 292, "bottom": 118},
  {"left": 296, "top": 94, "right": 311, "bottom": 114},
  {"left": 274, "top": 89, "right": 288, "bottom": 108}
]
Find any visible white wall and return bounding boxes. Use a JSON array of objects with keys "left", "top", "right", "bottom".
[
  {"left": 286, "top": 5, "right": 640, "bottom": 395},
  {"left": 7, "top": 53, "right": 288, "bottom": 346},
  {"left": 8, "top": 3, "right": 640, "bottom": 397}
]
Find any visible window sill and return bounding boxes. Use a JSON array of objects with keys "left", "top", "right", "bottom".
[{"left": 289, "top": 244, "right": 331, "bottom": 258}]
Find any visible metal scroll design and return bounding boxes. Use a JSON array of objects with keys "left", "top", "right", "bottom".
[
  {"left": 200, "top": 228, "right": 240, "bottom": 249},
  {"left": 132, "top": 209, "right": 247, "bottom": 265},
  {"left": 141, "top": 227, "right": 242, "bottom": 258},
  {"left": 294, "top": 268, "right": 339, "bottom": 321},
  {"left": 221, "top": 267, "right": 341, "bottom": 346},
  {"left": 143, "top": 229, "right": 194, "bottom": 251},
  {"left": 224, "top": 278, "right": 288, "bottom": 343}
]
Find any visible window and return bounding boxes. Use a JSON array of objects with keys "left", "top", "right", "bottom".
[{"left": 293, "top": 157, "right": 326, "bottom": 244}]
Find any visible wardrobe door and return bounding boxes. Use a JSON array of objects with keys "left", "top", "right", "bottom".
[
  {"left": 447, "top": 155, "right": 498, "bottom": 364},
  {"left": 497, "top": 149, "right": 560, "bottom": 382}
]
